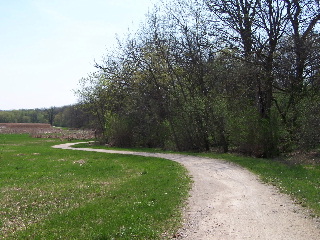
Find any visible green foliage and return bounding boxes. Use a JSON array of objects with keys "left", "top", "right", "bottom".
[
  {"left": 107, "top": 114, "right": 133, "bottom": 147},
  {"left": 0, "top": 109, "right": 46, "bottom": 124},
  {"left": 74, "top": 0, "right": 320, "bottom": 157},
  {"left": 227, "top": 106, "right": 280, "bottom": 157},
  {"left": 0, "top": 134, "right": 190, "bottom": 239},
  {"left": 295, "top": 95, "right": 320, "bottom": 149}
]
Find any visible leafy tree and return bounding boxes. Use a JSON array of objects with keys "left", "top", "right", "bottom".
[{"left": 74, "top": 0, "right": 320, "bottom": 157}]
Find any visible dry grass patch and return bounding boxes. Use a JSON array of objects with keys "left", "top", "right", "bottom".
[{"left": 0, "top": 123, "right": 95, "bottom": 140}]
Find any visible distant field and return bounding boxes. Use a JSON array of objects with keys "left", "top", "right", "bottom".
[
  {"left": 0, "top": 134, "right": 191, "bottom": 239},
  {"left": 0, "top": 123, "right": 52, "bottom": 128},
  {"left": 0, "top": 123, "right": 52, "bottom": 131},
  {"left": 0, "top": 123, "right": 94, "bottom": 140}
]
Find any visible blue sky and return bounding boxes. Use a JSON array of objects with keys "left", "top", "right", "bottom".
[{"left": 0, "top": 0, "right": 156, "bottom": 110}]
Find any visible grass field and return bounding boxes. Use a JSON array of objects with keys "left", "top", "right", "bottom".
[
  {"left": 0, "top": 134, "right": 190, "bottom": 239},
  {"left": 2, "top": 134, "right": 318, "bottom": 239}
]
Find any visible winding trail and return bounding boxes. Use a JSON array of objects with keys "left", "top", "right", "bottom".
[{"left": 53, "top": 142, "right": 320, "bottom": 240}]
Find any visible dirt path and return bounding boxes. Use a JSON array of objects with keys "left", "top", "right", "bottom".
[{"left": 53, "top": 143, "right": 320, "bottom": 240}]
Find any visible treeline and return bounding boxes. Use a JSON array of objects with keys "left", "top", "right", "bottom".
[
  {"left": 0, "top": 109, "right": 46, "bottom": 124},
  {"left": 0, "top": 105, "right": 91, "bottom": 129},
  {"left": 75, "top": 0, "right": 319, "bottom": 157}
]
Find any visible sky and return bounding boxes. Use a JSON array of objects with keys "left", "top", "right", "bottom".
[{"left": 0, "top": 0, "right": 156, "bottom": 110}]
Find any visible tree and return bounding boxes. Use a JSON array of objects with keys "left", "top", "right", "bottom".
[
  {"left": 74, "top": 0, "right": 320, "bottom": 156},
  {"left": 203, "top": 0, "right": 286, "bottom": 156},
  {"left": 44, "top": 107, "right": 57, "bottom": 126}
]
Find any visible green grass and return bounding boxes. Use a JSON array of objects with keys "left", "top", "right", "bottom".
[
  {"left": 0, "top": 134, "right": 191, "bottom": 239},
  {"left": 75, "top": 142, "right": 320, "bottom": 218}
]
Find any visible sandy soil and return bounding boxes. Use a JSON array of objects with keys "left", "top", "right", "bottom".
[{"left": 53, "top": 143, "right": 320, "bottom": 240}]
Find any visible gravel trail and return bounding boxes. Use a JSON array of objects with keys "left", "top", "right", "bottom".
[{"left": 53, "top": 142, "right": 320, "bottom": 240}]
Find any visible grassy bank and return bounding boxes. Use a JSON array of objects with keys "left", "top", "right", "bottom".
[{"left": 0, "top": 134, "right": 190, "bottom": 239}]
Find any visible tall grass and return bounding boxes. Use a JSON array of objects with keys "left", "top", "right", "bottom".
[{"left": 0, "top": 134, "right": 190, "bottom": 239}]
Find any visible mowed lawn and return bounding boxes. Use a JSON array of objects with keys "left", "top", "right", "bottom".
[{"left": 0, "top": 134, "right": 191, "bottom": 239}]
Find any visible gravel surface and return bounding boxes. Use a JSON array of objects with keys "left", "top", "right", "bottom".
[{"left": 53, "top": 143, "right": 320, "bottom": 240}]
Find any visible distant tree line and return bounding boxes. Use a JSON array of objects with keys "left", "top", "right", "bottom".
[
  {"left": 76, "top": 0, "right": 320, "bottom": 157},
  {"left": 0, "top": 105, "right": 92, "bottom": 129},
  {"left": 0, "top": 109, "right": 46, "bottom": 124}
]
